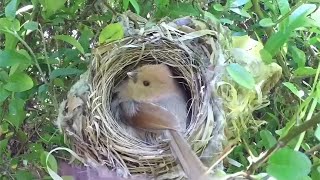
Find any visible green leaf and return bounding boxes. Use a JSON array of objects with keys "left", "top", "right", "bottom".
[
  {"left": 54, "top": 35, "right": 85, "bottom": 54},
  {"left": 315, "top": 125, "right": 320, "bottom": 141},
  {"left": 226, "top": 63, "right": 255, "bottom": 89},
  {"left": 4, "top": 72, "right": 34, "bottom": 92},
  {"left": 0, "top": 84, "right": 10, "bottom": 103},
  {"left": 288, "top": 4, "right": 317, "bottom": 30},
  {"left": 41, "top": 151, "right": 58, "bottom": 173},
  {"left": 0, "top": 18, "right": 20, "bottom": 32},
  {"left": 157, "top": 2, "right": 201, "bottom": 19},
  {"left": 259, "top": 48, "right": 273, "bottom": 64},
  {"left": 259, "top": 18, "right": 275, "bottom": 27},
  {"left": 277, "top": 0, "right": 290, "bottom": 15},
  {"left": 267, "top": 148, "right": 311, "bottom": 180},
  {"left": 230, "top": 8, "right": 251, "bottom": 18},
  {"left": 7, "top": 97, "right": 25, "bottom": 129},
  {"left": 0, "top": 50, "right": 31, "bottom": 67},
  {"left": 129, "top": 0, "right": 140, "bottom": 14},
  {"left": 0, "top": 139, "right": 9, "bottom": 155},
  {"left": 289, "top": 46, "right": 306, "bottom": 67},
  {"left": 50, "top": 68, "right": 84, "bottom": 79},
  {"left": 231, "top": 0, "right": 250, "bottom": 7},
  {"left": 294, "top": 67, "right": 317, "bottom": 77},
  {"left": 283, "top": 82, "right": 304, "bottom": 99},
  {"left": 15, "top": 170, "right": 34, "bottom": 180},
  {"left": 39, "top": 0, "right": 67, "bottom": 17},
  {"left": 155, "top": 0, "right": 169, "bottom": 8},
  {"left": 23, "top": 21, "right": 38, "bottom": 31},
  {"left": 99, "top": 23, "right": 124, "bottom": 44},
  {"left": 123, "top": 0, "right": 129, "bottom": 10},
  {"left": 260, "top": 130, "right": 277, "bottom": 149},
  {"left": 5, "top": 0, "right": 19, "bottom": 20},
  {"left": 213, "top": 4, "right": 224, "bottom": 11},
  {"left": 264, "top": 31, "right": 289, "bottom": 57}
]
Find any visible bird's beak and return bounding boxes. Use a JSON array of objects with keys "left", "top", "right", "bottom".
[{"left": 127, "top": 71, "right": 137, "bottom": 79}]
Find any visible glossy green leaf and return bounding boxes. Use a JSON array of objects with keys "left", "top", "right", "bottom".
[
  {"left": 5, "top": 0, "right": 19, "bottom": 19},
  {"left": 267, "top": 148, "right": 311, "bottom": 180},
  {"left": 99, "top": 23, "right": 124, "bottom": 44},
  {"left": 7, "top": 97, "right": 25, "bottom": 129},
  {"left": 50, "top": 68, "right": 84, "bottom": 79},
  {"left": 283, "top": 82, "right": 304, "bottom": 99},
  {"left": 289, "top": 46, "right": 306, "bottom": 67},
  {"left": 23, "top": 21, "right": 38, "bottom": 31},
  {"left": 4, "top": 72, "right": 34, "bottom": 92},
  {"left": 0, "top": 50, "right": 31, "bottom": 67},
  {"left": 294, "top": 67, "right": 318, "bottom": 77},
  {"left": 226, "top": 63, "right": 255, "bottom": 89},
  {"left": 315, "top": 125, "right": 320, "bottom": 141},
  {"left": 259, "top": 18, "right": 275, "bottom": 27},
  {"left": 260, "top": 130, "right": 277, "bottom": 149},
  {"left": 54, "top": 35, "right": 85, "bottom": 54}
]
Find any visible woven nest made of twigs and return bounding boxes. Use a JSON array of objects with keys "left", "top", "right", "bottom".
[{"left": 56, "top": 13, "right": 228, "bottom": 179}]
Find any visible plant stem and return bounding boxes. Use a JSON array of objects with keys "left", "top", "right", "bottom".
[{"left": 246, "top": 112, "right": 320, "bottom": 175}]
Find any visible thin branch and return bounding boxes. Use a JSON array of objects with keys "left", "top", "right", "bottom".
[{"left": 246, "top": 112, "right": 320, "bottom": 175}]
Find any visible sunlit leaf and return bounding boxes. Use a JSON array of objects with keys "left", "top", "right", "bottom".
[
  {"left": 54, "top": 35, "right": 85, "bottom": 54},
  {"left": 98, "top": 23, "right": 124, "bottom": 44},
  {"left": 0, "top": 50, "right": 31, "bottom": 67},
  {"left": 50, "top": 68, "right": 84, "bottom": 79},
  {"left": 230, "top": 8, "right": 251, "bottom": 18},
  {"left": 267, "top": 148, "right": 311, "bottom": 180},
  {"left": 226, "top": 63, "right": 255, "bottom": 89},
  {"left": 4, "top": 72, "right": 33, "bottom": 92}
]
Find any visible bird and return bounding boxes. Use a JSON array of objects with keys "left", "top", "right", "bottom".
[{"left": 112, "top": 64, "right": 210, "bottom": 180}]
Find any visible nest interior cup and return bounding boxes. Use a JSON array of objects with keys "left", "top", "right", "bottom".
[{"left": 57, "top": 15, "right": 226, "bottom": 179}]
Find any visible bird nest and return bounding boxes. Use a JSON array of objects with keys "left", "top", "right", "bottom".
[{"left": 57, "top": 13, "right": 231, "bottom": 179}]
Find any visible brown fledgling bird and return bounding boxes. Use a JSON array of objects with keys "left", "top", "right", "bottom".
[{"left": 112, "top": 64, "right": 209, "bottom": 180}]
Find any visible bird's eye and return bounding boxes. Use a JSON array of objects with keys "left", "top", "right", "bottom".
[{"left": 143, "top": 80, "right": 150, "bottom": 86}]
